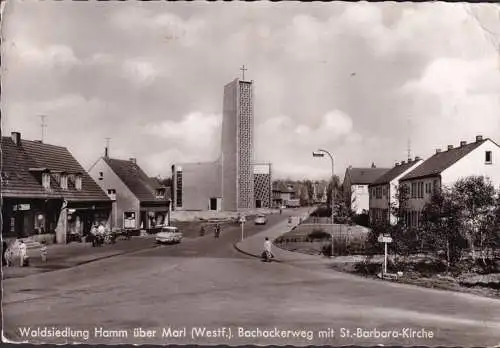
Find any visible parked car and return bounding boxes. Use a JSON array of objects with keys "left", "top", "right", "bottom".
[
  {"left": 254, "top": 214, "right": 267, "bottom": 225},
  {"left": 155, "top": 226, "right": 183, "bottom": 244}
]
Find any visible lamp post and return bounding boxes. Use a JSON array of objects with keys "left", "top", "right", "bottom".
[{"left": 312, "top": 149, "right": 335, "bottom": 256}]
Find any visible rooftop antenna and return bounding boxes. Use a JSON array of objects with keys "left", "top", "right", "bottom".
[
  {"left": 407, "top": 116, "right": 412, "bottom": 161},
  {"left": 39, "top": 115, "right": 47, "bottom": 143},
  {"left": 240, "top": 65, "right": 247, "bottom": 81},
  {"left": 105, "top": 137, "right": 111, "bottom": 158}
]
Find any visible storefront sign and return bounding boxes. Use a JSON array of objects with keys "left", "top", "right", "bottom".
[{"left": 13, "top": 204, "right": 30, "bottom": 211}]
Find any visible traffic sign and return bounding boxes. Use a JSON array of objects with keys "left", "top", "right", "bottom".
[
  {"left": 378, "top": 234, "right": 393, "bottom": 243},
  {"left": 239, "top": 216, "right": 246, "bottom": 224}
]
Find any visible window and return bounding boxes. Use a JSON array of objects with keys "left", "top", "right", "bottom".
[
  {"left": 42, "top": 173, "right": 51, "bottom": 190},
  {"left": 107, "top": 189, "right": 116, "bottom": 200},
  {"left": 124, "top": 211, "right": 136, "bottom": 229},
  {"left": 411, "top": 183, "right": 416, "bottom": 198},
  {"left": 485, "top": 151, "right": 492, "bottom": 164},
  {"left": 60, "top": 174, "right": 68, "bottom": 190},
  {"left": 176, "top": 170, "right": 183, "bottom": 207},
  {"left": 75, "top": 174, "right": 82, "bottom": 190},
  {"left": 156, "top": 189, "right": 165, "bottom": 199}
]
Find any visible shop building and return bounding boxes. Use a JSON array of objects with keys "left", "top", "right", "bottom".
[
  {"left": 1, "top": 132, "right": 112, "bottom": 244},
  {"left": 88, "top": 153, "right": 171, "bottom": 231}
]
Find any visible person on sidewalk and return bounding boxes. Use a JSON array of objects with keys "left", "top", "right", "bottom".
[
  {"left": 90, "top": 223, "right": 98, "bottom": 247},
  {"left": 18, "top": 240, "right": 28, "bottom": 267},
  {"left": 97, "top": 222, "right": 106, "bottom": 246},
  {"left": 214, "top": 224, "right": 221, "bottom": 238},
  {"left": 262, "top": 237, "right": 274, "bottom": 262},
  {"left": 40, "top": 241, "right": 48, "bottom": 263}
]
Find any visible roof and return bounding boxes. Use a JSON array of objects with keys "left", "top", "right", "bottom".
[
  {"left": 1, "top": 137, "right": 109, "bottom": 201},
  {"left": 371, "top": 160, "right": 422, "bottom": 186},
  {"left": 272, "top": 181, "right": 294, "bottom": 193},
  {"left": 400, "top": 140, "right": 488, "bottom": 181},
  {"left": 345, "top": 167, "right": 390, "bottom": 185},
  {"left": 105, "top": 158, "right": 168, "bottom": 203}
]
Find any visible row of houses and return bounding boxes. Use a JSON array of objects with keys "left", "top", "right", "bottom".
[
  {"left": 343, "top": 135, "right": 500, "bottom": 227},
  {"left": 1, "top": 132, "right": 170, "bottom": 244}
]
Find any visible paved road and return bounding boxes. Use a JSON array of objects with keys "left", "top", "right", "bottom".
[{"left": 3, "top": 208, "right": 500, "bottom": 347}]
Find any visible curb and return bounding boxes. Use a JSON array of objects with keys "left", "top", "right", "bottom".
[{"left": 233, "top": 242, "right": 283, "bottom": 263}]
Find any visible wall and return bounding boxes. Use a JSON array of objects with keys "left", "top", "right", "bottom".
[
  {"left": 351, "top": 184, "right": 369, "bottom": 214},
  {"left": 237, "top": 81, "right": 255, "bottom": 209},
  {"left": 88, "top": 158, "right": 140, "bottom": 229},
  {"left": 172, "top": 161, "right": 222, "bottom": 211},
  {"left": 221, "top": 79, "right": 238, "bottom": 211}
]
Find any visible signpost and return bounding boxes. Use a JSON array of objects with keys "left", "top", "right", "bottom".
[
  {"left": 239, "top": 215, "right": 246, "bottom": 241},
  {"left": 378, "top": 234, "right": 393, "bottom": 274}
]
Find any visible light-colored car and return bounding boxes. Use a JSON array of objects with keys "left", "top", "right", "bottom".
[
  {"left": 155, "top": 226, "right": 183, "bottom": 244},
  {"left": 254, "top": 214, "right": 267, "bottom": 225}
]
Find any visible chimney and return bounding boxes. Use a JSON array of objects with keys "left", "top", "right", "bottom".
[
  {"left": 436, "top": 149, "right": 442, "bottom": 154},
  {"left": 460, "top": 141, "right": 467, "bottom": 147},
  {"left": 401, "top": 160, "right": 406, "bottom": 165},
  {"left": 11, "top": 132, "right": 21, "bottom": 146},
  {"left": 395, "top": 162, "right": 400, "bottom": 167},
  {"left": 104, "top": 147, "right": 109, "bottom": 159},
  {"left": 447, "top": 145, "right": 453, "bottom": 150},
  {"left": 476, "top": 135, "right": 483, "bottom": 142},
  {"left": 415, "top": 156, "right": 421, "bottom": 161},
  {"left": 371, "top": 162, "right": 376, "bottom": 168},
  {"left": 129, "top": 158, "right": 136, "bottom": 164}
]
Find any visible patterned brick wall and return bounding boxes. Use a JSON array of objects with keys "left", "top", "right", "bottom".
[
  {"left": 254, "top": 173, "right": 271, "bottom": 208},
  {"left": 237, "top": 81, "right": 254, "bottom": 209}
]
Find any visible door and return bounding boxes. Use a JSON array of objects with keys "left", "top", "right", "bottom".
[
  {"left": 210, "top": 198, "right": 217, "bottom": 211},
  {"left": 256, "top": 200, "right": 262, "bottom": 208}
]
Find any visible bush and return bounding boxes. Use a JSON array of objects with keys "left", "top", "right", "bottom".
[
  {"left": 308, "top": 229, "right": 331, "bottom": 241},
  {"left": 353, "top": 213, "right": 370, "bottom": 228}
]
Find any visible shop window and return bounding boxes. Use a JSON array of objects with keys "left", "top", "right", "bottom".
[{"left": 124, "top": 212, "right": 136, "bottom": 229}]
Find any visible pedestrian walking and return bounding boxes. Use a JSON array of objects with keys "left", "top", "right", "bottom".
[
  {"left": 214, "top": 224, "right": 221, "bottom": 238},
  {"left": 262, "top": 237, "right": 274, "bottom": 262},
  {"left": 90, "top": 223, "right": 98, "bottom": 247},
  {"left": 97, "top": 222, "right": 106, "bottom": 246},
  {"left": 18, "top": 240, "right": 27, "bottom": 267},
  {"left": 200, "top": 225, "right": 205, "bottom": 237},
  {"left": 40, "top": 241, "right": 48, "bottom": 263}
]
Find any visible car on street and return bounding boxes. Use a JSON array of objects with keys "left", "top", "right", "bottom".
[
  {"left": 254, "top": 214, "right": 267, "bottom": 225},
  {"left": 155, "top": 226, "right": 183, "bottom": 244}
]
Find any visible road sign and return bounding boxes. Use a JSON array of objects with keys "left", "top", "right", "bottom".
[
  {"left": 239, "top": 216, "right": 246, "bottom": 224},
  {"left": 378, "top": 234, "right": 393, "bottom": 243}
]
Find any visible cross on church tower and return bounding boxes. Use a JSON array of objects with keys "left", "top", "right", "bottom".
[{"left": 240, "top": 65, "right": 247, "bottom": 81}]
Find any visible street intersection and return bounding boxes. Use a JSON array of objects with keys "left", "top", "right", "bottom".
[{"left": 2, "top": 209, "right": 500, "bottom": 346}]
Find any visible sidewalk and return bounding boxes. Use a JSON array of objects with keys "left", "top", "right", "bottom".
[
  {"left": 2, "top": 235, "right": 158, "bottom": 279},
  {"left": 234, "top": 209, "right": 329, "bottom": 264}
]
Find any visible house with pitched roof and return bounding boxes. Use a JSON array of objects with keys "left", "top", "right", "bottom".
[
  {"left": 88, "top": 152, "right": 171, "bottom": 230},
  {"left": 369, "top": 157, "right": 424, "bottom": 225},
  {"left": 1, "top": 132, "right": 112, "bottom": 244},
  {"left": 343, "top": 163, "right": 390, "bottom": 215},
  {"left": 399, "top": 135, "right": 500, "bottom": 228},
  {"left": 272, "top": 181, "right": 295, "bottom": 208}
]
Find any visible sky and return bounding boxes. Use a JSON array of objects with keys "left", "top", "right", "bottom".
[{"left": 2, "top": 1, "right": 500, "bottom": 181}]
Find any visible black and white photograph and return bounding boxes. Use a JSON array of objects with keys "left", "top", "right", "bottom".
[{"left": 1, "top": 1, "right": 500, "bottom": 346}]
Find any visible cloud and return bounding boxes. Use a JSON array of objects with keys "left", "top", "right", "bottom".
[
  {"left": 110, "top": 7, "right": 205, "bottom": 46},
  {"left": 142, "top": 112, "right": 222, "bottom": 161},
  {"left": 9, "top": 40, "right": 79, "bottom": 68},
  {"left": 122, "top": 59, "right": 165, "bottom": 86}
]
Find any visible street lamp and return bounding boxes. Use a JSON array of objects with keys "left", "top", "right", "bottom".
[{"left": 312, "top": 149, "right": 335, "bottom": 257}]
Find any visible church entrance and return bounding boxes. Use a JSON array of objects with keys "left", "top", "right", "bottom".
[
  {"left": 209, "top": 198, "right": 217, "bottom": 211},
  {"left": 255, "top": 200, "right": 262, "bottom": 208}
]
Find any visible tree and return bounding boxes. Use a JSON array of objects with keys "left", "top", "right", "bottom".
[
  {"left": 421, "top": 187, "right": 467, "bottom": 272},
  {"left": 452, "top": 176, "right": 497, "bottom": 264}
]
